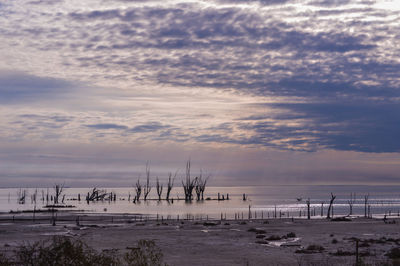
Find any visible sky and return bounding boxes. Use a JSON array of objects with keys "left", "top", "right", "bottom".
[{"left": 0, "top": 0, "right": 399, "bottom": 187}]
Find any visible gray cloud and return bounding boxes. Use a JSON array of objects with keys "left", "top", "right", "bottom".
[
  {"left": 1, "top": 0, "right": 400, "bottom": 154},
  {"left": 0, "top": 70, "right": 77, "bottom": 103},
  {"left": 86, "top": 123, "right": 129, "bottom": 130},
  {"left": 130, "top": 122, "right": 170, "bottom": 133}
]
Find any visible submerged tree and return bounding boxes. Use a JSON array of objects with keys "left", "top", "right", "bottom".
[
  {"left": 306, "top": 198, "right": 311, "bottom": 219},
  {"left": 86, "top": 188, "right": 110, "bottom": 203},
  {"left": 53, "top": 183, "right": 65, "bottom": 204},
  {"left": 182, "top": 160, "right": 196, "bottom": 201},
  {"left": 135, "top": 178, "right": 142, "bottom": 202},
  {"left": 166, "top": 171, "right": 176, "bottom": 201},
  {"left": 17, "top": 189, "right": 26, "bottom": 204},
  {"left": 364, "top": 194, "right": 370, "bottom": 218},
  {"left": 194, "top": 170, "right": 210, "bottom": 201},
  {"left": 156, "top": 177, "right": 163, "bottom": 201},
  {"left": 347, "top": 193, "right": 356, "bottom": 216},
  {"left": 144, "top": 162, "right": 152, "bottom": 201},
  {"left": 326, "top": 193, "right": 336, "bottom": 219}
]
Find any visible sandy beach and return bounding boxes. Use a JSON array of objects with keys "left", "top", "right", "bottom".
[{"left": 0, "top": 214, "right": 399, "bottom": 265}]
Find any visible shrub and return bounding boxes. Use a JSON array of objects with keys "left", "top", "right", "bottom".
[
  {"left": 266, "top": 235, "right": 281, "bottom": 241},
  {"left": 13, "top": 236, "right": 119, "bottom": 266},
  {"left": 286, "top": 232, "right": 296, "bottom": 238},
  {"left": 306, "top": 244, "right": 325, "bottom": 251},
  {"left": 295, "top": 244, "right": 324, "bottom": 254},
  {"left": 386, "top": 248, "right": 400, "bottom": 259},
  {"left": 124, "top": 240, "right": 164, "bottom": 266},
  {"left": 247, "top": 228, "right": 266, "bottom": 234},
  {"left": 0, "top": 237, "right": 166, "bottom": 266}
]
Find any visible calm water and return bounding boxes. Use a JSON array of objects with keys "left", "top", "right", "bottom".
[{"left": 1, "top": 185, "right": 400, "bottom": 220}]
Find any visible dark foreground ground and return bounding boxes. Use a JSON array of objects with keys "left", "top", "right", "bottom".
[{"left": 0, "top": 213, "right": 399, "bottom": 265}]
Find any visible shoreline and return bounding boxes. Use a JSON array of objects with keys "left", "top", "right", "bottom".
[{"left": 1, "top": 214, "right": 399, "bottom": 265}]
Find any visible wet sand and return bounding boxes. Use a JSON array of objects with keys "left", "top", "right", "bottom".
[{"left": 0, "top": 214, "right": 399, "bottom": 265}]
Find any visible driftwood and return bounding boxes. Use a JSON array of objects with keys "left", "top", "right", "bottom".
[{"left": 86, "top": 188, "right": 111, "bottom": 202}]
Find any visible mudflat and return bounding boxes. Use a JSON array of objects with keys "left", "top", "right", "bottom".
[{"left": 0, "top": 214, "right": 399, "bottom": 265}]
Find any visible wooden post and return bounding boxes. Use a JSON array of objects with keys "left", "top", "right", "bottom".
[
  {"left": 355, "top": 239, "right": 359, "bottom": 266},
  {"left": 248, "top": 205, "right": 251, "bottom": 220},
  {"left": 321, "top": 202, "right": 324, "bottom": 217}
]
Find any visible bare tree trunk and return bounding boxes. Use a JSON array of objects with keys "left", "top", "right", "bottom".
[
  {"left": 182, "top": 160, "right": 195, "bottom": 201},
  {"left": 321, "top": 202, "right": 324, "bottom": 217},
  {"left": 306, "top": 198, "right": 311, "bottom": 219},
  {"left": 348, "top": 193, "right": 356, "bottom": 216},
  {"left": 53, "top": 183, "right": 65, "bottom": 204},
  {"left": 194, "top": 170, "right": 210, "bottom": 201},
  {"left": 144, "top": 162, "right": 152, "bottom": 201},
  {"left": 135, "top": 179, "right": 142, "bottom": 202},
  {"left": 327, "top": 193, "right": 336, "bottom": 219},
  {"left": 156, "top": 177, "right": 163, "bottom": 201},
  {"left": 166, "top": 171, "right": 176, "bottom": 201},
  {"left": 364, "top": 194, "right": 369, "bottom": 218}
]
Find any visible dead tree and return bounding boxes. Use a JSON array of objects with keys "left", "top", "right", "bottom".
[
  {"left": 53, "top": 183, "right": 65, "bottom": 204},
  {"left": 166, "top": 171, "right": 176, "bottom": 201},
  {"left": 195, "top": 171, "right": 210, "bottom": 201},
  {"left": 86, "top": 188, "right": 110, "bottom": 202},
  {"left": 143, "top": 163, "right": 152, "bottom": 201},
  {"left": 348, "top": 193, "right": 356, "bottom": 216},
  {"left": 364, "top": 194, "right": 369, "bottom": 218},
  {"left": 135, "top": 178, "right": 142, "bottom": 202},
  {"left": 194, "top": 177, "right": 201, "bottom": 201},
  {"left": 306, "top": 198, "right": 311, "bottom": 219},
  {"left": 17, "top": 189, "right": 26, "bottom": 204},
  {"left": 326, "top": 193, "right": 336, "bottom": 219},
  {"left": 156, "top": 177, "right": 163, "bottom": 201},
  {"left": 182, "top": 160, "right": 196, "bottom": 201}
]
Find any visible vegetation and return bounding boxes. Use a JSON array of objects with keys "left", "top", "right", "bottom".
[{"left": 0, "top": 237, "right": 166, "bottom": 266}]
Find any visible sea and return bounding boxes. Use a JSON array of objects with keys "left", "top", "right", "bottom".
[{"left": 1, "top": 185, "right": 399, "bottom": 220}]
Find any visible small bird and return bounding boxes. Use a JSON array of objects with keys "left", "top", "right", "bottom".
[{"left": 296, "top": 198, "right": 302, "bottom": 202}]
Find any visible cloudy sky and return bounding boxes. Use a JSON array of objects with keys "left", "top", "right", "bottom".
[{"left": 0, "top": 0, "right": 399, "bottom": 187}]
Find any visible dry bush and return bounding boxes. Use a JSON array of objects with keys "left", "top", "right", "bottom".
[{"left": 0, "top": 237, "right": 166, "bottom": 266}]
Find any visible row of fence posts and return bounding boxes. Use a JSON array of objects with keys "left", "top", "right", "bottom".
[
  {"left": 5, "top": 207, "right": 400, "bottom": 227},
  {"left": 8, "top": 202, "right": 400, "bottom": 225}
]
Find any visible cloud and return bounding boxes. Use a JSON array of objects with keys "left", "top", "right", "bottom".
[
  {"left": 130, "top": 122, "right": 170, "bottom": 133},
  {"left": 86, "top": 123, "right": 129, "bottom": 130},
  {"left": 272, "top": 102, "right": 400, "bottom": 152},
  {"left": 308, "top": 0, "right": 352, "bottom": 7},
  {"left": 1, "top": 0, "right": 400, "bottom": 155},
  {"left": 0, "top": 70, "right": 77, "bottom": 103}
]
